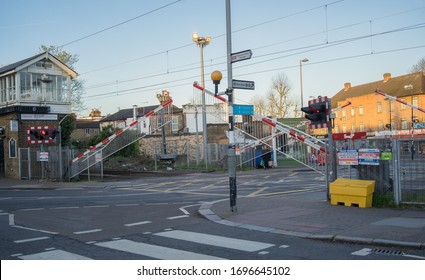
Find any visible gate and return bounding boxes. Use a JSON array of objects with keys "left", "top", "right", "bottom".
[{"left": 393, "top": 138, "right": 425, "bottom": 205}]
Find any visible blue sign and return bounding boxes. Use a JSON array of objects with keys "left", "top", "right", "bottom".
[{"left": 233, "top": 104, "right": 254, "bottom": 115}]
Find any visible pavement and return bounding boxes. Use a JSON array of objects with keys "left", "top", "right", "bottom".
[
  {"left": 1, "top": 170, "right": 425, "bottom": 250},
  {"left": 200, "top": 185, "right": 425, "bottom": 250}
]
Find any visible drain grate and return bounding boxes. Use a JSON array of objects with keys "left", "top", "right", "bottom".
[{"left": 372, "top": 248, "right": 404, "bottom": 256}]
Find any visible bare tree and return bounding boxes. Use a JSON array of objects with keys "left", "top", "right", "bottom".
[
  {"left": 250, "top": 95, "right": 268, "bottom": 115},
  {"left": 266, "top": 73, "right": 294, "bottom": 118},
  {"left": 410, "top": 57, "right": 425, "bottom": 73}
]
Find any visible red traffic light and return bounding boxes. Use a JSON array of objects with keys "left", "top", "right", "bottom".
[{"left": 28, "top": 126, "right": 58, "bottom": 144}]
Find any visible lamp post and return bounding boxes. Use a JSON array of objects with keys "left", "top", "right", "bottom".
[
  {"left": 299, "top": 58, "right": 309, "bottom": 109},
  {"left": 404, "top": 84, "right": 414, "bottom": 159},
  {"left": 192, "top": 32, "right": 211, "bottom": 170}
]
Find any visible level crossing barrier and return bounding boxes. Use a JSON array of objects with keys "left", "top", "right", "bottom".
[{"left": 69, "top": 100, "right": 174, "bottom": 179}]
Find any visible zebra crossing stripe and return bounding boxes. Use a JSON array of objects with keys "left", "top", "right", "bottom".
[
  {"left": 19, "top": 249, "right": 92, "bottom": 260},
  {"left": 96, "top": 239, "right": 225, "bottom": 260},
  {"left": 154, "top": 230, "right": 274, "bottom": 252}
]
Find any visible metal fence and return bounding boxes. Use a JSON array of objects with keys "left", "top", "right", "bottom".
[
  {"left": 393, "top": 138, "right": 425, "bottom": 205},
  {"left": 19, "top": 146, "right": 73, "bottom": 180}
]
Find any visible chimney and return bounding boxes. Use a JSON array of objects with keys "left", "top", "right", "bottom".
[
  {"left": 344, "top": 82, "right": 351, "bottom": 91},
  {"left": 383, "top": 73, "right": 391, "bottom": 82}
]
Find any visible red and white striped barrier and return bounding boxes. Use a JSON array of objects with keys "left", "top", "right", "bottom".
[
  {"left": 252, "top": 113, "right": 326, "bottom": 153},
  {"left": 71, "top": 99, "right": 173, "bottom": 163},
  {"left": 375, "top": 89, "right": 425, "bottom": 114},
  {"left": 192, "top": 82, "right": 327, "bottom": 153}
]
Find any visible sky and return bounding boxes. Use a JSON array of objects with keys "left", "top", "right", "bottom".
[{"left": 1, "top": 0, "right": 425, "bottom": 117}]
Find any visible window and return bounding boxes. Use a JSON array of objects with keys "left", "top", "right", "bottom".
[
  {"left": 359, "top": 106, "right": 364, "bottom": 115},
  {"left": 412, "top": 96, "right": 418, "bottom": 107},
  {"left": 351, "top": 106, "right": 355, "bottom": 117},
  {"left": 359, "top": 123, "right": 365, "bottom": 132},
  {"left": 9, "top": 138, "right": 17, "bottom": 158},
  {"left": 378, "top": 121, "right": 383, "bottom": 131},
  {"left": 351, "top": 123, "right": 356, "bottom": 132},
  {"left": 36, "top": 61, "right": 53, "bottom": 69},
  {"left": 171, "top": 116, "right": 179, "bottom": 131},
  {"left": 400, "top": 98, "right": 406, "bottom": 110},
  {"left": 377, "top": 102, "right": 382, "bottom": 113},
  {"left": 342, "top": 125, "right": 347, "bottom": 133},
  {"left": 342, "top": 109, "right": 346, "bottom": 118},
  {"left": 401, "top": 119, "right": 408, "bottom": 130},
  {"left": 335, "top": 125, "right": 339, "bottom": 133},
  {"left": 85, "top": 128, "right": 90, "bottom": 135}
]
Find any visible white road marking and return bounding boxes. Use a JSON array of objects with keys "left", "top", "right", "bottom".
[
  {"left": 258, "top": 251, "right": 269, "bottom": 255},
  {"left": 115, "top": 203, "right": 139, "bottom": 207},
  {"left": 124, "top": 221, "right": 152, "bottom": 227},
  {"left": 50, "top": 206, "right": 79, "bottom": 210},
  {"left": 83, "top": 205, "right": 109, "bottom": 208},
  {"left": 17, "top": 208, "right": 45, "bottom": 211},
  {"left": 8, "top": 214, "right": 14, "bottom": 225},
  {"left": 12, "top": 225, "right": 58, "bottom": 234},
  {"left": 402, "top": 253, "right": 425, "bottom": 260},
  {"left": 154, "top": 230, "right": 275, "bottom": 252},
  {"left": 166, "top": 215, "right": 189, "bottom": 220},
  {"left": 14, "top": 236, "right": 50, "bottom": 243},
  {"left": 73, "top": 229, "right": 102, "bottom": 235},
  {"left": 352, "top": 248, "right": 372, "bottom": 256},
  {"left": 19, "top": 249, "right": 92, "bottom": 260},
  {"left": 96, "top": 239, "right": 225, "bottom": 260}
]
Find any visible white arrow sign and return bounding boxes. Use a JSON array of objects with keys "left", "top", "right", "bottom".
[
  {"left": 231, "top": 49, "right": 252, "bottom": 63},
  {"left": 232, "top": 79, "right": 255, "bottom": 90}
]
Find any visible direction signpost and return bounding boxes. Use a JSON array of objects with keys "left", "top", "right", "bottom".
[
  {"left": 231, "top": 49, "right": 252, "bottom": 63},
  {"left": 232, "top": 79, "right": 255, "bottom": 90}
]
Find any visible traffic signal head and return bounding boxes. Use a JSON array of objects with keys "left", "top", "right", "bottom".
[
  {"left": 28, "top": 126, "right": 58, "bottom": 144},
  {"left": 301, "top": 100, "right": 329, "bottom": 128}
]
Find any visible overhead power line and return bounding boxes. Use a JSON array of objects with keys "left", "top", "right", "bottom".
[
  {"left": 80, "top": 0, "right": 344, "bottom": 75},
  {"left": 59, "top": 0, "right": 182, "bottom": 48}
]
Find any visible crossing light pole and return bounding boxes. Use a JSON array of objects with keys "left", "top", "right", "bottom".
[{"left": 192, "top": 32, "right": 211, "bottom": 170}]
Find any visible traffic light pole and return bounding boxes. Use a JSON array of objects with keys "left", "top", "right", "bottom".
[{"left": 226, "top": 0, "right": 237, "bottom": 212}]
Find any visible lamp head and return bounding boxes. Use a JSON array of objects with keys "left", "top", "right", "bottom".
[
  {"left": 192, "top": 32, "right": 198, "bottom": 42},
  {"left": 211, "top": 70, "right": 222, "bottom": 85}
]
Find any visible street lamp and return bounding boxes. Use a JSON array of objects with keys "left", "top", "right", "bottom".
[
  {"left": 299, "top": 58, "right": 309, "bottom": 109},
  {"left": 192, "top": 32, "right": 211, "bottom": 170}
]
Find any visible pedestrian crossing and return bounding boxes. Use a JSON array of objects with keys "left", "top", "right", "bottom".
[{"left": 16, "top": 229, "right": 276, "bottom": 260}]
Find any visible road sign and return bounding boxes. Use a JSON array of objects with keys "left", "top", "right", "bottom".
[
  {"left": 337, "top": 150, "right": 358, "bottom": 165},
  {"left": 232, "top": 79, "right": 255, "bottom": 90},
  {"left": 233, "top": 104, "right": 254, "bottom": 115},
  {"left": 358, "top": 149, "right": 380, "bottom": 166},
  {"left": 231, "top": 49, "right": 252, "bottom": 63}
]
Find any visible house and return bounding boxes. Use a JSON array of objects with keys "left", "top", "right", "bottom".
[
  {"left": 99, "top": 104, "right": 185, "bottom": 135},
  {"left": 71, "top": 109, "right": 103, "bottom": 146},
  {"left": 0, "top": 52, "right": 77, "bottom": 179},
  {"left": 310, "top": 72, "right": 425, "bottom": 138}
]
